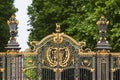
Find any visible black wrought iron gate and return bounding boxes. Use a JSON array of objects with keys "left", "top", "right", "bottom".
[
  {"left": 1, "top": 16, "right": 120, "bottom": 80},
  {"left": 22, "top": 23, "right": 120, "bottom": 80},
  {"left": 23, "top": 24, "right": 95, "bottom": 80}
]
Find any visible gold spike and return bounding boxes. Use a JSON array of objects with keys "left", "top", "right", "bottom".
[
  {"left": 22, "top": 69, "right": 26, "bottom": 73},
  {"left": 90, "top": 68, "right": 94, "bottom": 72},
  {"left": 111, "top": 68, "right": 116, "bottom": 72},
  {"left": 7, "top": 14, "right": 19, "bottom": 25},
  {"left": 101, "top": 16, "right": 105, "bottom": 19},
  {"left": 96, "top": 16, "right": 109, "bottom": 25},
  {"left": 56, "top": 23, "right": 61, "bottom": 33}
]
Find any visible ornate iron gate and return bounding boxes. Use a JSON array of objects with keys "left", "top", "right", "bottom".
[
  {"left": 25, "top": 24, "right": 95, "bottom": 80},
  {"left": 0, "top": 16, "right": 120, "bottom": 80},
  {"left": 111, "top": 54, "right": 120, "bottom": 80}
]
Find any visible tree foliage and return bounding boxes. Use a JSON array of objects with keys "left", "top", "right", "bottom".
[
  {"left": 0, "top": 0, "right": 17, "bottom": 51},
  {"left": 24, "top": 57, "right": 37, "bottom": 80},
  {"left": 28, "top": 0, "right": 120, "bottom": 52}
]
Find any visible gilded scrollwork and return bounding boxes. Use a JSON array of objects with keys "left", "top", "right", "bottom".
[
  {"left": 59, "top": 47, "right": 70, "bottom": 67},
  {"left": 81, "top": 59, "right": 91, "bottom": 67},
  {"left": 114, "top": 57, "right": 120, "bottom": 67},
  {"left": 46, "top": 47, "right": 57, "bottom": 67},
  {"left": 53, "top": 33, "right": 63, "bottom": 43},
  {"left": 113, "top": 57, "right": 120, "bottom": 68},
  {"left": 46, "top": 47, "right": 70, "bottom": 67},
  {"left": 116, "top": 57, "right": 120, "bottom": 66},
  {"left": 79, "top": 56, "right": 93, "bottom": 68}
]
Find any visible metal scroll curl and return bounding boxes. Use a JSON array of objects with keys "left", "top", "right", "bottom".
[
  {"left": 46, "top": 47, "right": 57, "bottom": 67},
  {"left": 59, "top": 47, "right": 70, "bottom": 67}
]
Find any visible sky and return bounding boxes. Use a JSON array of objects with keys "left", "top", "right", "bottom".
[{"left": 14, "top": 0, "right": 32, "bottom": 51}]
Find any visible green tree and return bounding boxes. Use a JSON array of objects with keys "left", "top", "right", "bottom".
[
  {"left": 24, "top": 57, "right": 37, "bottom": 80},
  {"left": 0, "top": 0, "right": 17, "bottom": 52},
  {"left": 28, "top": 0, "right": 120, "bottom": 52}
]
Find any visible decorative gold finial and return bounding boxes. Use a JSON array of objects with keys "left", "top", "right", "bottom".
[
  {"left": 78, "top": 41, "right": 86, "bottom": 47},
  {"left": 7, "top": 14, "right": 19, "bottom": 37},
  {"left": 96, "top": 16, "right": 109, "bottom": 25},
  {"left": 96, "top": 16, "right": 111, "bottom": 50},
  {"left": 7, "top": 14, "right": 19, "bottom": 25},
  {"left": 56, "top": 23, "right": 61, "bottom": 33}
]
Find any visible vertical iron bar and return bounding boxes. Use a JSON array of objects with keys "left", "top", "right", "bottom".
[
  {"left": 67, "top": 70, "right": 69, "bottom": 80},
  {"left": 109, "top": 54, "right": 111, "bottom": 80},
  {"left": 63, "top": 71, "right": 66, "bottom": 80},
  {"left": 81, "top": 69, "right": 82, "bottom": 80},
  {"left": 37, "top": 49, "right": 42, "bottom": 80},
  {"left": 56, "top": 33, "right": 60, "bottom": 80},
  {"left": 15, "top": 56, "right": 16, "bottom": 80},
  {"left": 95, "top": 54, "right": 97, "bottom": 80},
  {"left": 117, "top": 70, "right": 118, "bottom": 80},
  {"left": 49, "top": 69, "right": 50, "bottom": 80}
]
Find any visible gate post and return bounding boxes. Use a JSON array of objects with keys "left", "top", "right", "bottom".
[
  {"left": 96, "top": 16, "right": 111, "bottom": 80},
  {"left": 0, "top": 54, "right": 5, "bottom": 80},
  {"left": 5, "top": 15, "right": 21, "bottom": 80}
]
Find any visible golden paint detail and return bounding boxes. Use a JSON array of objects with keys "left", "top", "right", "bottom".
[
  {"left": 111, "top": 68, "right": 116, "bottom": 72},
  {"left": 116, "top": 57, "right": 120, "bottom": 66},
  {"left": 111, "top": 53, "right": 120, "bottom": 57},
  {"left": 7, "top": 49, "right": 19, "bottom": 54},
  {"left": 53, "top": 68, "right": 63, "bottom": 72},
  {"left": 0, "top": 68, "right": 4, "bottom": 72},
  {"left": 101, "top": 58, "right": 106, "bottom": 63},
  {"left": 97, "top": 50, "right": 110, "bottom": 55},
  {"left": 29, "top": 41, "right": 39, "bottom": 51},
  {"left": 21, "top": 51, "right": 38, "bottom": 56},
  {"left": 56, "top": 23, "right": 61, "bottom": 33},
  {"left": 30, "top": 41, "right": 39, "bottom": 46},
  {"left": 7, "top": 15, "right": 19, "bottom": 25},
  {"left": 53, "top": 68, "right": 57, "bottom": 72},
  {"left": 0, "top": 52, "right": 6, "bottom": 55},
  {"left": 22, "top": 68, "right": 26, "bottom": 73},
  {"left": 59, "top": 48, "right": 70, "bottom": 67},
  {"left": 53, "top": 33, "right": 63, "bottom": 43},
  {"left": 46, "top": 47, "right": 57, "bottom": 67},
  {"left": 46, "top": 47, "right": 70, "bottom": 67},
  {"left": 78, "top": 41, "right": 86, "bottom": 47},
  {"left": 59, "top": 68, "right": 63, "bottom": 72},
  {"left": 0, "top": 51, "right": 37, "bottom": 56},
  {"left": 96, "top": 16, "right": 109, "bottom": 25},
  {"left": 81, "top": 59, "right": 91, "bottom": 67},
  {"left": 90, "top": 68, "right": 94, "bottom": 72},
  {"left": 22, "top": 66, "right": 37, "bottom": 73},
  {"left": 72, "top": 58, "right": 74, "bottom": 64},
  {"left": 28, "top": 60, "right": 33, "bottom": 63},
  {"left": 78, "top": 49, "right": 95, "bottom": 56}
]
